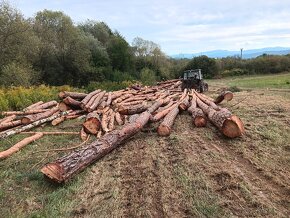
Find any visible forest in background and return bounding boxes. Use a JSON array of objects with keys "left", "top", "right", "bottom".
[{"left": 1, "top": 1, "right": 290, "bottom": 89}]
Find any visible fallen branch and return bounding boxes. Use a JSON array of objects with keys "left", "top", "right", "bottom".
[{"left": 0, "top": 133, "right": 43, "bottom": 159}]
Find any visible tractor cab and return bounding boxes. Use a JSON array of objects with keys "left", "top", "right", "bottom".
[{"left": 181, "top": 69, "right": 208, "bottom": 93}]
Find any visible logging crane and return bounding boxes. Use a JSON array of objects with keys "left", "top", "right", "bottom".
[{"left": 181, "top": 69, "right": 208, "bottom": 93}]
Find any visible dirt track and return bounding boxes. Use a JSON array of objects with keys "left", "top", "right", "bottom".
[{"left": 71, "top": 90, "right": 290, "bottom": 217}]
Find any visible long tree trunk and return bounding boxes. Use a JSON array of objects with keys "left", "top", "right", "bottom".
[
  {"left": 0, "top": 112, "right": 65, "bottom": 139},
  {"left": 0, "top": 133, "right": 43, "bottom": 159},
  {"left": 41, "top": 110, "right": 152, "bottom": 183},
  {"left": 157, "top": 106, "right": 179, "bottom": 136},
  {"left": 21, "top": 107, "right": 59, "bottom": 124},
  {"left": 188, "top": 93, "right": 207, "bottom": 127},
  {"left": 59, "top": 91, "right": 87, "bottom": 100}
]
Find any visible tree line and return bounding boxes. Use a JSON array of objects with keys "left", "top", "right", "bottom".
[{"left": 1, "top": 1, "right": 290, "bottom": 88}]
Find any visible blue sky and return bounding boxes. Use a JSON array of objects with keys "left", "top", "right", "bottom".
[{"left": 12, "top": 0, "right": 290, "bottom": 55}]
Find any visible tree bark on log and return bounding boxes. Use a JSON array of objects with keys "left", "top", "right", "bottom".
[
  {"left": 59, "top": 91, "right": 87, "bottom": 100},
  {"left": 157, "top": 106, "right": 179, "bottom": 136},
  {"left": 0, "top": 133, "right": 43, "bottom": 159},
  {"left": 0, "top": 120, "right": 22, "bottom": 131},
  {"left": 82, "top": 111, "right": 101, "bottom": 134},
  {"left": 214, "top": 91, "right": 233, "bottom": 104},
  {"left": 0, "top": 112, "right": 65, "bottom": 139},
  {"left": 36, "top": 101, "right": 58, "bottom": 110},
  {"left": 81, "top": 89, "right": 101, "bottom": 107},
  {"left": 1, "top": 109, "right": 49, "bottom": 116},
  {"left": 21, "top": 107, "right": 59, "bottom": 124},
  {"left": 23, "top": 101, "right": 44, "bottom": 111},
  {"left": 0, "top": 115, "right": 16, "bottom": 125},
  {"left": 41, "top": 109, "right": 152, "bottom": 183},
  {"left": 87, "top": 91, "right": 106, "bottom": 112},
  {"left": 118, "top": 103, "right": 148, "bottom": 115},
  {"left": 115, "top": 112, "right": 124, "bottom": 125},
  {"left": 179, "top": 95, "right": 189, "bottom": 111},
  {"left": 188, "top": 94, "right": 207, "bottom": 127},
  {"left": 63, "top": 97, "right": 82, "bottom": 109}
]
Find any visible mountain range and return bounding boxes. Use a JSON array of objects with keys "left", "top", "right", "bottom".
[{"left": 170, "top": 47, "right": 290, "bottom": 59}]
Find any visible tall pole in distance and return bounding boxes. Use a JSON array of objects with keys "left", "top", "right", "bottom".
[{"left": 240, "top": 48, "right": 243, "bottom": 59}]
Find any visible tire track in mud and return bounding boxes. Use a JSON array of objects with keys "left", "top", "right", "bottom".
[
  {"left": 197, "top": 131, "right": 290, "bottom": 217},
  {"left": 118, "top": 135, "right": 165, "bottom": 217}
]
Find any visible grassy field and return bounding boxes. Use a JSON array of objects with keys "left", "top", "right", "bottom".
[
  {"left": 208, "top": 72, "right": 290, "bottom": 89},
  {"left": 0, "top": 74, "right": 290, "bottom": 217}
]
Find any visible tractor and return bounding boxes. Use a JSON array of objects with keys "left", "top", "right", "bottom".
[{"left": 181, "top": 69, "right": 208, "bottom": 93}]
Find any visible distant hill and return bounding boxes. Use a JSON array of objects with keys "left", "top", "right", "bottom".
[{"left": 171, "top": 47, "right": 290, "bottom": 59}]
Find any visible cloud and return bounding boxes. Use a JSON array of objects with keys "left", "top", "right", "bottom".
[{"left": 13, "top": 0, "right": 290, "bottom": 54}]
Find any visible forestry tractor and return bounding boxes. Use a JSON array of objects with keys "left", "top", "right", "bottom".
[{"left": 181, "top": 69, "right": 208, "bottom": 93}]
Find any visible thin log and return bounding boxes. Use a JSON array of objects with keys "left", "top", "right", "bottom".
[
  {"left": 118, "top": 103, "right": 148, "bottom": 115},
  {"left": 0, "top": 115, "right": 16, "bottom": 124},
  {"left": 157, "top": 106, "right": 179, "bottom": 136},
  {"left": 36, "top": 101, "right": 58, "bottom": 110},
  {"left": 0, "top": 120, "right": 22, "bottom": 131},
  {"left": 179, "top": 95, "right": 189, "bottom": 111},
  {"left": 82, "top": 111, "right": 101, "bottom": 134},
  {"left": 194, "top": 90, "right": 220, "bottom": 111},
  {"left": 214, "top": 91, "right": 234, "bottom": 104},
  {"left": 106, "top": 92, "right": 112, "bottom": 105},
  {"left": 81, "top": 89, "right": 101, "bottom": 106},
  {"left": 0, "top": 112, "right": 66, "bottom": 139},
  {"left": 87, "top": 91, "right": 106, "bottom": 112},
  {"left": 188, "top": 94, "right": 207, "bottom": 127},
  {"left": 1, "top": 109, "right": 49, "bottom": 116},
  {"left": 21, "top": 132, "right": 79, "bottom": 135},
  {"left": 59, "top": 91, "right": 87, "bottom": 99},
  {"left": 115, "top": 112, "right": 124, "bottom": 125},
  {"left": 21, "top": 107, "right": 59, "bottom": 124},
  {"left": 63, "top": 96, "right": 82, "bottom": 109},
  {"left": 108, "top": 111, "right": 115, "bottom": 131},
  {"left": 101, "top": 109, "right": 111, "bottom": 132},
  {"left": 23, "top": 101, "right": 44, "bottom": 111},
  {"left": 0, "top": 133, "right": 44, "bottom": 159}
]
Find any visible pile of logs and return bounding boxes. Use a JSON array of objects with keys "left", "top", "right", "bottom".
[{"left": 0, "top": 79, "right": 244, "bottom": 183}]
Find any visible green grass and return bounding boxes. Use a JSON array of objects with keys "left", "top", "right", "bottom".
[{"left": 208, "top": 72, "right": 290, "bottom": 89}]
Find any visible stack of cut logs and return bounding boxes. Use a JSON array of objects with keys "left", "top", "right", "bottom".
[{"left": 0, "top": 79, "right": 243, "bottom": 183}]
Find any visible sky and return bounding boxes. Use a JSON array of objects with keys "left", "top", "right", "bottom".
[{"left": 11, "top": 0, "right": 290, "bottom": 55}]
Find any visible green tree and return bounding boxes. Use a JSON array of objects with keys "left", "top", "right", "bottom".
[
  {"left": 140, "top": 68, "right": 156, "bottom": 85},
  {"left": 184, "top": 55, "right": 218, "bottom": 78}
]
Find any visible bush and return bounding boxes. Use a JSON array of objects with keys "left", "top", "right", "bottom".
[
  {"left": 0, "top": 85, "right": 81, "bottom": 111},
  {"left": 140, "top": 68, "right": 156, "bottom": 85},
  {"left": 220, "top": 68, "right": 249, "bottom": 77},
  {"left": 0, "top": 62, "right": 40, "bottom": 87},
  {"left": 86, "top": 80, "right": 135, "bottom": 92}
]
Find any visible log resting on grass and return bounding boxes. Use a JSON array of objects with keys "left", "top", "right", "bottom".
[
  {"left": 0, "top": 112, "right": 66, "bottom": 139},
  {"left": 0, "top": 133, "right": 43, "bottom": 159},
  {"left": 0, "top": 115, "right": 17, "bottom": 125},
  {"left": 214, "top": 91, "right": 233, "bottom": 104},
  {"left": 41, "top": 109, "right": 153, "bottom": 183},
  {"left": 0, "top": 120, "right": 22, "bottom": 131}
]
